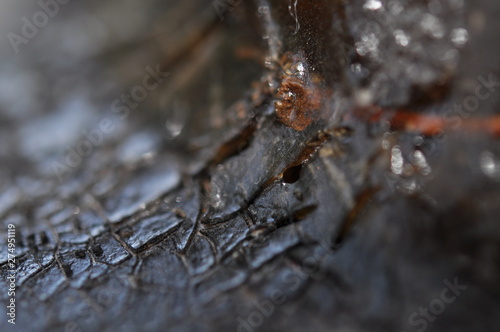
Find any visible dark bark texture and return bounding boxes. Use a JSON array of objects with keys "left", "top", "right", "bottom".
[{"left": 1, "top": 0, "right": 500, "bottom": 331}]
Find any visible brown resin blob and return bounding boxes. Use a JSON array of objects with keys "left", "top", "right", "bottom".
[{"left": 275, "top": 52, "right": 321, "bottom": 131}]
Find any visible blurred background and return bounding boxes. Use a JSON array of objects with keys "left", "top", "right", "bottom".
[{"left": 0, "top": 0, "right": 264, "bottom": 188}]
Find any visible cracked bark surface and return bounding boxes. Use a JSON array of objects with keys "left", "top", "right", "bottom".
[{"left": 1, "top": 0, "right": 500, "bottom": 331}]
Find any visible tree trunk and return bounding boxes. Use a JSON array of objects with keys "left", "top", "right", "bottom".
[{"left": 1, "top": 0, "right": 500, "bottom": 331}]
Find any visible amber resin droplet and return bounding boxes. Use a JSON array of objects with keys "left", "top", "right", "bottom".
[{"left": 275, "top": 52, "right": 321, "bottom": 131}]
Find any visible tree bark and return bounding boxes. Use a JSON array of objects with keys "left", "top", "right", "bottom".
[{"left": 1, "top": 0, "right": 500, "bottom": 331}]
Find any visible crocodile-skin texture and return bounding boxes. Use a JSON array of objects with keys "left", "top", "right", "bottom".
[{"left": 1, "top": 0, "right": 500, "bottom": 331}]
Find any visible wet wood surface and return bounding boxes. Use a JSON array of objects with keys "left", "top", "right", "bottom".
[{"left": 0, "top": 0, "right": 499, "bottom": 331}]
